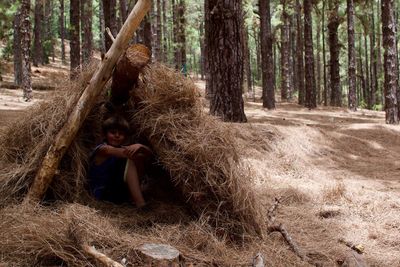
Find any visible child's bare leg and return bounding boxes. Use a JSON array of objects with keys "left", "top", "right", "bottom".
[{"left": 126, "top": 159, "right": 146, "bottom": 207}]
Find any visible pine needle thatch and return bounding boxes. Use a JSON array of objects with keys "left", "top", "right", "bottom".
[{"left": 0, "top": 63, "right": 264, "bottom": 259}]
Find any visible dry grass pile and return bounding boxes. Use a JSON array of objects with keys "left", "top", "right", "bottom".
[
  {"left": 0, "top": 63, "right": 100, "bottom": 204},
  {"left": 0, "top": 61, "right": 264, "bottom": 255},
  {"left": 130, "top": 64, "right": 264, "bottom": 237},
  {"left": 0, "top": 202, "right": 202, "bottom": 266}
]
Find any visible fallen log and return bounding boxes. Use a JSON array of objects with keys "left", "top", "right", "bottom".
[
  {"left": 24, "top": 0, "right": 152, "bottom": 203},
  {"left": 0, "top": 81, "right": 56, "bottom": 91}
]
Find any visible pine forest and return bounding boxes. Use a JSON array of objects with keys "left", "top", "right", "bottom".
[{"left": 0, "top": 0, "right": 399, "bottom": 266}]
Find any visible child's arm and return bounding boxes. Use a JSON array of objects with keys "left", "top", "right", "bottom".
[
  {"left": 97, "top": 144, "right": 152, "bottom": 160},
  {"left": 123, "top": 144, "right": 152, "bottom": 159}
]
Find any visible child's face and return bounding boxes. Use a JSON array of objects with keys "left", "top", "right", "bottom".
[{"left": 106, "top": 129, "right": 126, "bottom": 146}]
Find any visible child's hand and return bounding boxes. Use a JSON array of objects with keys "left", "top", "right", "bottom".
[{"left": 123, "top": 144, "right": 152, "bottom": 159}]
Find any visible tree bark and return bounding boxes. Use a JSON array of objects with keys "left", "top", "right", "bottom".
[
  {"left": 162, "top": 0, "right": 168, "bottom": 63},
  {"left": 260, "top": 0, "right": 275, "bottom": 109},
  {"left": 347, "top": 0, "right": 357, "bottom": 111},
  {"left": 70, "top": 0, "right": 81, "bottom": 77},
  {"left": 382, "top": 0, "right": 399, "bottom": 123},
  {"left": 316, "top": 8, "right": 321, "bottom": 104},
  {"left": 24, "top": 0, "right": 152, "bottom": 202},
  {"left": 119, "top": 0, "right": 128, "bottom": 23},
  {"left": 155, "top": 0, "right": 162, "bottom": 61},
  {"left": 178, "top": 0, "right": 186, "bottom": 73},
  {"left": 81, "top": 0, "right": 93, "bottom": 64},
  {"left": 20, "top": 0, "right": 33, "bottom": 101},
  {"left": 364, "top": 31, "right": 370, "bottom": 107},
  {"left": 243, "top": 24, "right": 252, "bottom": 95},
  {"left": 60, "top": 0, "right": 66, "bottom": 64},
  {"left": 206, "top": 0, "right": 247, "bottom": 122},
  {"left": 328, "top": 1, "right": 341, "bottom": 107},
  {"left": 370, "top": 1, "right": 378, "bottom": 108},
  {"left": 33, "top": 0, "right": 43, "bottom": 67},
  {"left": 103, "top": 0, "right": 117, "bottom": 51},
  {"left": 99, "top": 0, "right": 106, "bottom": 54},
  {"left": 143, "top": 14, "right": 152, "bottom": 51},
  {"left": 280, "top": 0, "right": 290, "bottom": 102},
  {"left": 322, "top": 0, "right": 327, "bottom": 106},
  {"left": 296, "top": 0, "right": 305, "bottom": 105},
  {"left": 304, "top": 0, "right": 316, "bottom": 108},
  {"left": 13, "top": 11, "right": 23, "bottom": 86}
]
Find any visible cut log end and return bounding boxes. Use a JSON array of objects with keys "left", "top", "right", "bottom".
[
  {"left": 111, "top": 44, "right": 151, "bottom": 106},
  {"left": 138, "top": 243, "right": 180, "bottom": 265}
]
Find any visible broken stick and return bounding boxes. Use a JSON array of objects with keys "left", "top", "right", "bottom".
[
  {"left": 24, "top": 0, "right": 152, "bottom": 203},
  {"left": 268, "top": 224, "right": 309, "bottom": 262},
  {"left": 82, "top": 245, "right": 124, "bottom": 267}
]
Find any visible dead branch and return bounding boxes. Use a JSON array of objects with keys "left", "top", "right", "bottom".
[
  {"left": 268, "top": 224, "right": 309, "bottom": 262},
  {"left": 106, "top": 27, "right": 116, "bottom": 43},
  {"left": 82, "top": 244, "right": 124, "bottom": 267},
  {"left": 267, "top": 197, "right": 281, "bottom": 224},
  {"left": 339, "top": 238, "right": 365, "bottom": 254}
]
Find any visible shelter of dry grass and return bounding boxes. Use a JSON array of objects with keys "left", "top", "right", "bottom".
[{"left": 0, "top": 63, "right": 267, "bottom": 265}]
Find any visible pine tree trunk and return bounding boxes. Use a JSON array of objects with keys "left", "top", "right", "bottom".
[
  {"left": 204, "top": 0, "right": 210, "bottom": 96},
  {"left": 296, "top": 0, "right": 305, "bottom": 105},
  {"left": 143, "top": 14, "right": 152, "bottom": 52},
  {"left": 280, "top": 0, "right": 290, "bottom": 102},
  {"left": 200, "top": 21, "right": 205, "bottom": 79},
  {"left": 70, "top": 0, "right": 81, "bottom": 77},
  {"left": 155, "top": 0, "right": 162, "bottom": 61},
  {"left": 254, "top": 25, "right": 261, "bottom": 83},
  {"left": 382, "top": 0, "right": 399, "bottom": 123},
  {"left": 119, "top": 0, "right": 128, "bottom": 22},
  {"left": 377, "top": 0, "right": 384, "bottom": 106},
  {"left": 260, "top": 0, "right": 275, "bottom": 109},
  {"left": 347, "top": 0, "right": 357, "bottom": 111},
  {"left": 99, "top": 0, "right": 106, "bottom": 54},
  {"left": 60, "top": 0, "right": 66, "bottom": 64},
  {"left": 162, "top": 0, "right": 168, "bottom": 63},
  {"left": 290, "top": 14, "right": 297, "bottom": 100},
  {"left": 178, "top": 0, "right": 186, "bottom": 73},
  {"left": 316, "top": 10, "right": 321, "bottom": 104},
  {"left": 110, "top": 0, "right": 118, "bottom": 38},
  {"left": 13, "top": 11, "right": 23, "bottom": 86},
  {"left": 44, "top": 0, "right": 53, "bottom": 63},
  {"left": 81, "top": 0, "right": 93, "bottom": 64},
  {"left": 172, "top": 0, "right": 180, "bottom": 69},
  {"left": 364, "top": 33, "right": 370, "bottom": 107},
  {"left": 328, "top": 1, "right": 341, "bottom": 106},
  {"left": 20, "top": 0, "right": 33, "bottom": 101},
  {"left": 207, "top": 0, "right": 247, "bottom": 122},
  {"left": 33, "top": 0, "right": 43, "bottom": 67},
  {"left": 358, "top": 33, "right": 366, "bottom": 105},
  {"left": 303, "top": 0, "right": 316, "bottom": 108},
  {"left": 322, "top": 0, "right": 327, "bottom": 105},
  {"left": 243, "top": 25, "right": 252, "bottom": 94},
  {"left": 370, "top": 2, "right": 378, "bottom": 107},
  {"left": 103, "top": 0, "right": 117, "bottom": 51}
]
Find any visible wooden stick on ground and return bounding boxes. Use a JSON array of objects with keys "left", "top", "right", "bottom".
[
  {"left": 82, "top": 245, "right": 124, "bottom": 267},
  {"left": 24, "top": 0, "right": 152, "bottom": 203}
]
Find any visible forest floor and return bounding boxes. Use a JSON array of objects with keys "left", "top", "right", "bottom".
[{"left": 1, "top": 57, "right": 400, "bottom": 266}]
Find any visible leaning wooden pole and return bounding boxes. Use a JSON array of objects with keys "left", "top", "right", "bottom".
[{"left": 24, "top": 0, "right": 152, "bottom": 203}]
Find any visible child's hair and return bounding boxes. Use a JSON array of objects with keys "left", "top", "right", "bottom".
[{"left": 102, "top": 116, "right": 130, "bottom": 135}]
